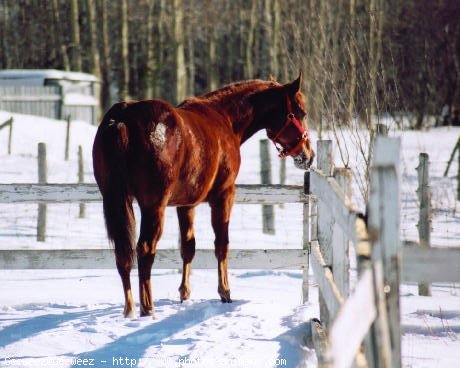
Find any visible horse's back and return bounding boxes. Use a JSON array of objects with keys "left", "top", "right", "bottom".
[{"left": 94, "top": 98, "right": 240, "bottom": 207}]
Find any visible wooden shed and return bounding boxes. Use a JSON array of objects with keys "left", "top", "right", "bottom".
[{"left": 0, "top": 69, "right": 100, "bottom": 125}]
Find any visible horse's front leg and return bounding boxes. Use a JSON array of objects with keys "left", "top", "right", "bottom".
[
  {"left": 137, "top": 204, "right": 166, "bottom": 318},
  {"left": 210, "top": 186, "right": 236, "bottom": 303},
  {"left": 177, "top": 206, "right": 196, "bottom": 302}
]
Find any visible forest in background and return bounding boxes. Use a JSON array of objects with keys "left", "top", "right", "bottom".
[{"left": 0, "top": 0, "right": 459, "bottom": 132}]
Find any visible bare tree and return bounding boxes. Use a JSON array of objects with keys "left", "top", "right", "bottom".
[
  {"left": 86, "top": 0, "right": 100, "bottom": 78},
  {"left": 69, "top": 0, "right": 82, "bottom": 71},
  {"left": 119, "top": 0, "right": 130, "bottom": 100},
  {"left": 144, "top": 0, "right": 155, "bottom": 99},
  {"left": 50, "top": 0, "right": 70, "bottom": 71},
  {"left": 173, "top": 0, "right": 186, "bottom": 103},
  {"left": 98, "top": 0, "right": 112, "bottom": 110}
]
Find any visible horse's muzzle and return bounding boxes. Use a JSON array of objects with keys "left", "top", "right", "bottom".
[{"left": 293, "top": 151, "right": 314, "bottom": 170}]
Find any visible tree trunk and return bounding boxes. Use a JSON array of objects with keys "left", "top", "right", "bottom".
[
  {"left": 347, "top": 0, "right": 357, "bottom": 124},
  {"left": 186, "top": 13, "right": 195, "bottom": 96},
  {"left": 1, "top": 0, "right": 10, "bottom": 68},
  {"left": 145, "top": 0, "right": 155, "bottom": 99},
  {"left": 245, "top": 0, "right": 257, "bottom": 78},
  {"left": 207, "top": 27, "right": 218, "bottom": 91},
  {"left": 271, "top": 0, "right": 280, "bottom": 79},
  {"left": 173, "top": 0, "right": 186, "bottom": 103},
  {"left": 119, "top": 0, "right": 130, "bottom": 100},
  {"left": 261, "top": 0, "right": 272, "bottom": 76},
  {"left": 99, "top": 0, "right": 111, "bottom": 110},
  {"left": 50, "top": 0, "right": 70, "bottom": 71},
  {"left": 70, "top": 0, "right": 82, "bottom": 71},
  {"left": 154, "top": 0, "right": 166, "bottom": 98},
  {"left": 368, "top": 0, "right": 383, "bottom": 130},
  {"left": 85, "top": 0, "right": 100, "bottom": 78}
]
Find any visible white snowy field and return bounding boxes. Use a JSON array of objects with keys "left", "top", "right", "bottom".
[{"left": 0, "top": 110, "right": 459, "bottom": 368}]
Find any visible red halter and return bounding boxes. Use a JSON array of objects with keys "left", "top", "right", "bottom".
[{"left": 270, "top": 112, "right": 309, "bottom": 158}]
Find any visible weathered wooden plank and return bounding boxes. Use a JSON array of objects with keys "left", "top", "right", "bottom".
[
  {"left": 401, "top": 246, "right": 460, "bottom": 283},
  {"left": 317, "top": 140, "right": 334, "bottom": 176},
  {"left": 0, "top": 248, "right": 308, "bottom": 270},
  {"left": 302, "top": 171, "right": 310, "bottom": 303},
  {"left": 368, "top": 137, "right": 402, "bottom": 368},
  {"left": 0, "top": 183, "right": 307, "bottom": 204},
  {"left": 310, "top": 241, "right": 344, "bottom": 319},
  {"left": 310, "top": 170, "right": 359, "bottom": 244},
  {"left": 329, "top": 268, "right": 376, "bottom": 368},
  {"left": 237, "top": 184, "right": 305, "bottom": 204},
  {"left": 332, "top": 168, "right": 352, "bottom": 299},
  {"left": 416, "top": 153, "right": 431, "bottom": 296},
  {"left": 315, "top": 141, "right": 337, "bottom": 329},
  {"left": 311, "top": 318, "right": 332, "bottom": 367}
]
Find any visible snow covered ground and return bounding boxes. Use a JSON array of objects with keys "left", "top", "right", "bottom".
[{"left": 0, "top": 111, "right": 459, "bottom": 368}]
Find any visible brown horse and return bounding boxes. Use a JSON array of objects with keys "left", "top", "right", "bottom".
[{"left": 92, "top": 73, "right": 314, "bottom": 318}]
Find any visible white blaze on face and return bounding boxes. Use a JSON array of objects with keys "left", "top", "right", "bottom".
[{"left": 150, "top": 122, "right": 167, "bottom": 147}]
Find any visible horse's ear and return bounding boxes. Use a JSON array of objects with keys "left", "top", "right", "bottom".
[
  {"left": 286, "top": 71, "right": 303, "bottom": 94},
  {"left": 268, "top": 74, "right": 276, "bottom": 83}
]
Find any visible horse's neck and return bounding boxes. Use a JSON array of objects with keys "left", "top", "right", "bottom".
[{"left": 205, "top": 83, "right": 271, "bottom": 144}]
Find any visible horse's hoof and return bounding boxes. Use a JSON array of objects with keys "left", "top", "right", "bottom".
[
  {"left": 123, "top": 310, "right": 136, "bottom": 319},
  {"left": 140, "top": 308, "right": 154, "bottom": 318},
  {"left": 219, "top": 289, "right": 232, "bottom": 303},
  {"left": 179, "top": 285, "right": 191, "bottom": 302}
]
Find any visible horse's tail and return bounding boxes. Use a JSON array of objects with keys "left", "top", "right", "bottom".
[{"left": 93, "top": 102, "right": 135, "bottom": 261}]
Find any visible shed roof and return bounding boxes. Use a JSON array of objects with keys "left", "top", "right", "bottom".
[{"left": 0, "top": 69, "right": 99, "bottom": 82}]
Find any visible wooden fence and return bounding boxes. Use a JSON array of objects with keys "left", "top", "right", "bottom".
[
  {"left": 0, "top": 183, "right": 309, "bottom": 272},
  {"left": 305, "top": 137, "right": 460, "bottom": 368},
  {"left": 0, "top": 117, "right": 13, "bottom": 154},
  {"left": 1, "top": 138, "right": 460, "bottom": 368},
  {"left": 0, "top": 86, "right": 98, "bottom": 124}
]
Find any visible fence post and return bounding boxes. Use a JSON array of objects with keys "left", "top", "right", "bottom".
[
  {"left": 302, "top": 171, "right": 310, "bottom": 303},
  {"left": 375, "top": 123, "right": 388, "bottom": 136},
  {"left": 65, "top": 115, "right": 71, "bottom": 161},
  {"left": 368, "top": 137, "right": 402, "bottom": 368},
  {"left": 279, "top": 158, "right": 286, "bottom": 209},
  {"left": 8, "top": 117, "right": 13, "bottom": 154},
  {"left": 332, "top": 168, "right": 352, "bottom": 298},
  {"left": 78, "top": 145, "right": 86, "bottom": 218},
  {"left": 316, "top": 140, "right": 334, "bottom": 327},
  {"left": 317, "top": 140, "right": 334, "bottom": 176},
  {"left": 458, "top": 143, "right": 460, "bottom": 201},
  {"left": 37, "top": 142, "right": 47, "bottom": 242},
  {"left": 416, "top": 153, "right": 431, "bottom": 296},
  {"left": 260, "top": 139, "right": 275, "bottom": 234}
]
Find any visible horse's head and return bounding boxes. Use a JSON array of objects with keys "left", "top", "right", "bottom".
[{"left": 251, "top": 72, "right": 315, "bottom": 169}]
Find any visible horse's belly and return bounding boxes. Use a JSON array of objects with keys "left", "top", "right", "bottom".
[
  {"left": 167, "top": 179, "right": 213, "bottom": 207},
  {"left": 168, "top": 164, "right": 237, "bottom": 207}
]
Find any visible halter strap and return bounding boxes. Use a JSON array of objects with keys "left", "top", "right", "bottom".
[{"left": 269, "top": 97, "right": 309, "bottom": 158}]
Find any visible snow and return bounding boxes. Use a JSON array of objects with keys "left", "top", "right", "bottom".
[{"left": 0, "top": 110, "right": 459, "bottom": 367}]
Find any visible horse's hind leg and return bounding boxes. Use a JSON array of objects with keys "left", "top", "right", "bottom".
[
  {"left": 177, "top": 206, "right": 196, "bottom": 302},
  {"left": 210, "top": 186, "right": 236, "bottom": 303},
  {"left": 137, "top": 204, "right": 166, "bottom": 317},
  {"left": 103, "top": 196, "right": 136, "bottom": 318}
]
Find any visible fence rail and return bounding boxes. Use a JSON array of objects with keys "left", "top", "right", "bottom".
[
  {"left": 0, "top": 248, "right": 307, "bottom": 270},
  {"left": 0, "top": 183, "right": 306, "bottom": 204}
]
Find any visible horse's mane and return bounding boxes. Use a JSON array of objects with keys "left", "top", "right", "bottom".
[{"left": 177, "top": 79, "right": 279, "bottom": 123}]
